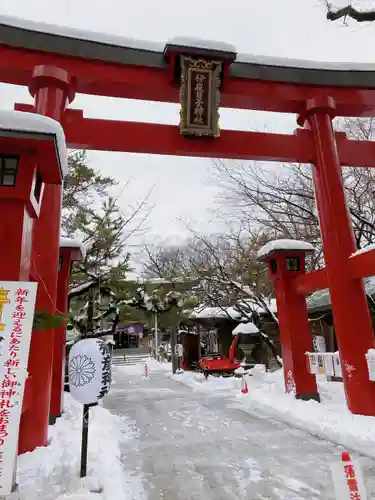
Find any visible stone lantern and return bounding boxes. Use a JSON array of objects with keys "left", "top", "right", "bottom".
[
  {"left": 49, "top": 238, "right": 86, "bottom": 423},
  {"left": 257, "top": 239, "right": 320, "bottom": 402},
  {"left": 0, "top": 110, "right": 65, "bottom": 281}
]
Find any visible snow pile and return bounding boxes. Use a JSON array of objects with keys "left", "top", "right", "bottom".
[
  {"left": 118, "top": 357, "right": 171, "bottom": 376},
  {"left": 14, "top": 394, "right": 130, "bottom": 500},
  {"left": 168, "top": 370, "right": 236, "bottom": 394},
  {"left": 190, "top": 305, "right": 242, "bottom": 320},
  {"left": 146, "top": 358, "right": 171, "bottom": 371},
  {"left": 172, "top": 367, "right": 375, "bottom": 458}
]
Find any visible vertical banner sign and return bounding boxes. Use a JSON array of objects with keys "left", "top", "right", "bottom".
[
  {"left": 175, "top": 344, "right": 183, "bottom": 358},
  {"left": 317, "top": 355, "right": 325, "bottom": 375},
  {"left": 0, "top": 282, "right": 37, "bottom": 495},
  {"left": 333, "top": 352, "right": 342, "bottom": 378},
  {"left": 308, "top": 353, "right": 318, "bottom": 374},
  {"left": 365, "top": 349, "right": 375, "bottom": 381},
  {"left": 313, "top": 335, "right": 327, "bottom": 353},
  {"left": 330, "top": 452, "right": 368, "bottom": 500}
]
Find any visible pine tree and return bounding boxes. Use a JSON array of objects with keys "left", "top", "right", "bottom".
[
  {"left": 62, "top": 151, "right": 116, "bottom": 235},
  {"left": 61, "top": 151, "right": 151, "bottom": 333},
  {"left": 63, "top": 151, "right": 131, "bottom": 288}
]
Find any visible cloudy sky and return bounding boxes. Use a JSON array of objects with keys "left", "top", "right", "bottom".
[{"left": 0, "top": 0, "right": 374, "bottom": 249}]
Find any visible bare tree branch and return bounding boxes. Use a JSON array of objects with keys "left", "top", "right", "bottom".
[
  {"left": 141, "top": 230, "right": 277, "bottom": 325},
  {"left": 211, "top": 120, "right": 375, "bottom": 266},
  {"left": 327, "top": 4, "right": 375, "bottom": 22}
]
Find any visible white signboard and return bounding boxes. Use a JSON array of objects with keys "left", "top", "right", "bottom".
[
  {"left": 313, "top": 335, "right": 327, "bottom": 353},
  {"left": 365, "top": 349, "right": 375, "bottom": 382},
  {"left": 307, "top": 353, "right": 319, "bottom": 374},
  {"left": 69, "top": 339, "right": 111, "bottom": 405},
  {"left": 325, "top": 356, "right": 335, "bottom": 377},
  {"left": 0, "top": 282, "right": 37, "bottom": 495},
  {"left": 307, "top": 351, "right": 343, "bottom": 379},
  {"left": 330, "top": 452, "right": 367, "bottom": 500},
  {"left": 175, "top": 344, "right": 183, "bottom": 358},
  {"left": 102, "top": 334, "right": 115, "bottom": 346},
  {"left": 316, "top": 355, "right": 326, "bottom": 375},
  {"left": 333, "top": 352, "right": 342, "bottom": 378}
]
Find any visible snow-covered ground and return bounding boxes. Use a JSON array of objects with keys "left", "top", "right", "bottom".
[
  {"left": 13, "top": 358, "right": 375, "bottom": 499},
  {"left": 170, "top": 365, "right": 375, "bottom": 459},
  {"left": 12, "top": 394, "right": 138, "bottom": 500},
  {"left": 106, "top": 359, "right": 375, "bottom": 499}
]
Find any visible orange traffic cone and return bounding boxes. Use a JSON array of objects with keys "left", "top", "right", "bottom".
[{"left": 241, "top": 377, "right": 248, "bottom": 394}]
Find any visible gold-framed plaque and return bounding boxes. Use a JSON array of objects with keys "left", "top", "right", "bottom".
[{"left": 179, "top": 56, "right": 221, "bottom": 138}]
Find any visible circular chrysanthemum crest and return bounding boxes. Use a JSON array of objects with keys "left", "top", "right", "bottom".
[{"left": 69, "top": 354, "right": 96, "bottom": 387}]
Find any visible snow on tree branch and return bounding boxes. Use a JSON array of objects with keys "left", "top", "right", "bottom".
[
  {"left": 121, "top": 285, "right": 183, "bottom": 314},
  {"left": 68, "top": 280, "right": 98, "bottom": 298},
  {"left": 326, "top": 4, "right": 375, "bottom": 22}
]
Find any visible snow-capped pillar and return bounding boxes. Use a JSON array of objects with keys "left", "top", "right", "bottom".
[
  {"left": 0, "top": 152, "right": 38, "bottom": 281},
  {"left": 258, "top": 241, "right": 319, "bottom": 402},
  {"left": 18, "top": 66, "right": 76, "bottom": 454},
  {"left": 49, "top": 239, "right": 85, "bottom": 424},
  {"left": 298, "top": 97, "right": 375, "bottom": 416}
]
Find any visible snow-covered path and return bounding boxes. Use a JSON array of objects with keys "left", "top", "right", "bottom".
[{"left": 104, "top": 366, "right": 375, "bottom": 499}]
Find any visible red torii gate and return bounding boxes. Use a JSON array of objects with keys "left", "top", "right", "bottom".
[{"left": 2, "top": 15, "right": 375, "bottom": 452}]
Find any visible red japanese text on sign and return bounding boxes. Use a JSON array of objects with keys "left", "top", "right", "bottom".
[
  {"left": 0, "top": 287, "right": 30, "bottom": 464},
  {"left": 0, "top": 282, "right": 37, "bottom": 494}
]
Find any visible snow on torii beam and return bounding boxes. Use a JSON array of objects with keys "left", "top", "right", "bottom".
[{"left": 2, "top": 15, "right": 375, "bottom": 116}]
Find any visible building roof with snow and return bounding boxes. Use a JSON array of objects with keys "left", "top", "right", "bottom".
[
  {"left": 190, "top": 277, "right": 375, "bottom": 318},
  {"left": 307, "top": 244, "right": 375, "bottom": 313},
  {"left": 190, "top": 297, "right": 278, "bottom": 322},
  {"left": 307, "top": 276, "right": 375, "bottom": 314},
  {"left": 236, "top": 298, "right": 277, "bottom": 316},
  {"left": 190, "top": 306, "right": 242, "bottom": 321}
]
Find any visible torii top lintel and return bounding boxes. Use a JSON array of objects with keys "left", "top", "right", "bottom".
[{"left": 2, "top": 15, "right": 375, "bottom": 116}]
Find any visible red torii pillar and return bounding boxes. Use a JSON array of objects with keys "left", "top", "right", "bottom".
[
  {"left": 0, "top": 114, "right": 65, "bottom": 429},
  {"left": 18, "top": 66, "right": 75, "bottom": 453},
  {"left": 298, "top": 97, "right": 375, "bottom": 416},
  {"left": 258, "top": 243, "right": 319, "bottom": 401},
  {"left": 49, "top": 238, "right": 85, "bottom": 423}
]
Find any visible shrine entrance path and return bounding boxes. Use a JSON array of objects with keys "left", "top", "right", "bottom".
[{"left": 103, "top": 366, "right": 375, "bottom": 500}]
